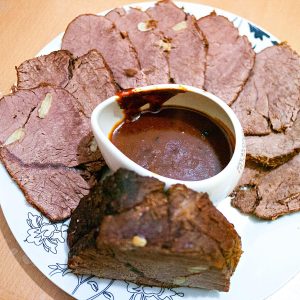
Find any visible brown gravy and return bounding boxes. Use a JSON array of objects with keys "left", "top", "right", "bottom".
[{"left": 110, "top": 106, "right": 234, "bottom": 181}]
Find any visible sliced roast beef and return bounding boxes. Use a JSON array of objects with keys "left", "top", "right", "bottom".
[
  {"left": 246, "top": 111, "right": 300, "bottom": 167},
  {"left": 65, "top": 50, "right": 119, "bottom": 117},
  {"left": 16, "top": 50, "right": 73, "bottom": 90},
  {"left": 232, "top": 154, "right": 300, "bottom": 219},
  {"left": 61, "top": 14, "right": 146, "bottom": 89},
  {"left": 0, "top": 84, "right": 105, "bottom": 221},
  {"left": 107, "top": 7, "right": 170, "bottom": 85},
  {"left": 231, "top": 44, "right": 300, "bottom": 135},
  {"left": 3, "top": 86, "right": 100, "bottom": 167},
  {"left": 15, "top": 49, "right": 118, "bottom": 118},
  {"left": 197, "top": 12, "right": 255, "bottom": 105},
  {"left": 0, "top": 89, "right": 40, "bottom": 146},
  {"left": 68, "top": 169, "right": 242, "bottom": 291},
  {"left": 1, "top": 148, "right": 95, "bottom": 221},
  {"left": 231, "top": 162, "right": 268, "bottom": 214},
  {"left": 238, "top": 161, "right": 269, "bottom": 185},
  {"left": 147, "top": 0, "right": 186, "bottom": 30},
  {"left": 146, "top": 0, "right": 207, "bottom": 87}
]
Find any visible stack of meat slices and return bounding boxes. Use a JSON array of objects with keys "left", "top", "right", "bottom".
[
  {"left": 231, "top": 43, "right": 300, "bottom": 219},
  {"left": 0, "top": 50, "right": 119, "bottom": 221},
  {"left": 0, "top": 0, "right": 299, "bottom": 221}
]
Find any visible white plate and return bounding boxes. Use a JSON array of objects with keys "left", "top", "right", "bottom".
[{"left": 1, "top": 2, "right": 299, "bottom": 300}]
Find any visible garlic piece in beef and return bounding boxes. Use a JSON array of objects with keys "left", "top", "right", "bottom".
[
  {"left": 156, "top": 39, "right": 172, "bottom": 52},
  {"left": 132, "top": 235, "right": 147, "bottom": 247},
  {"left": 137, "top": 20, "right": 157, "bottom": 32},
  {"left": 4, "top": 128, "right": 25, "bottom": 145},
  {"left": 38, "top": 93, "right": 53, "bottom": 119},
  {"left": 172, "top": 21, "right": 187, "bottom": 31}
]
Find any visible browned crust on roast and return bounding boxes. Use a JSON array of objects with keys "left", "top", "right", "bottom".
[{"left": 68, "top": 169, "right": 242, "bottom": 291}]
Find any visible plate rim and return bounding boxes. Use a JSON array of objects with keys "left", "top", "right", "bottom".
[{"left": 1, "top": 2, "right": 294, "bottom": 300}]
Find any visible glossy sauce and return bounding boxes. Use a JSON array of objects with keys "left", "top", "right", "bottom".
[{"left": 110, "top": 106, "right": 234, "bottom": 181}]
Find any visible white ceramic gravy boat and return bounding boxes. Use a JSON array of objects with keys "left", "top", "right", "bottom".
[{"left": 91, "top": 84, "right": 245, "bottom": 203}]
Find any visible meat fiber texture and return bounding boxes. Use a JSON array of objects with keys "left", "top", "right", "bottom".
[
  {"left": 146, "top": 0, "right": 207, "bottom": 87},
  {"left": 245, "top": 111, "right": 300, "bottom": 167},
  {"left": 65, "top": 50, "right": 119, "bottom": 117},
  {"left": 106, "top": 7, "right": 170, "bottom": 85},
  {"left": 232, "top": 155, "right": 300, "bottom": 220},
  {"left": 61, "top": 14, "right": 147, "bottom": 89},
  {"left": 232, "top": 44, "right": 300, "bottom": 136},
  {"left": 0, "top": 86, "right": 104, "bottom": 221},
  {"left": 15, "top": 49, "right": 119, "bottom": 172},
  {"left": 68, "top": 169, "right": 242, "bottom": 292},
  {"left": 16, "top": 50, "right": 73, "bottom": 90},
  {"left": 230, "top": 44, "right": 300, "bottom": 219},
  {"left": 16, "top": 49, "right": 119, "bottom": 118},
  {"left": 197, "top": 12, "right": 255, "bottom": 105}
]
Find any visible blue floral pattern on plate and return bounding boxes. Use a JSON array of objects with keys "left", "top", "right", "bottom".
[
  {"left": 25, "top": 212, "right": 68, "bottom": 254},
  {"left": 48, "top": 263, "right": 115, "bottom": 300},
  {"left": 249, "top": 23, "right": 270, "bottom": 40},
  {"left": 126, "top": 282, "right": 184, "bottom": 300}
]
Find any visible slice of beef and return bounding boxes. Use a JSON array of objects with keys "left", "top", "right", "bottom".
[
  {"left": 0, "top": 89, "right": 40, "bottom": 146},
  {"left": 0, "top": 86, "right": 105, "bottom": 221},
  {"left": 231, "top": 44, "right": 300, "bottom": 135},
  {"left": 146, "top": 0, "right": 207, "bottom": 87},
  {"left": 106, "top": 7, "right": 170, "bottom": 85},
  {"left": 68, "top": 169, "right": 241, "bottom": 291},
  {"left": 16, "top": 50, "right": 73, "bottom": 90},
  {"left": 232, "top": 154, "right": 300, "bottom": 219},
  {"left": 236, "top": 161, "right": 269, "bottom": 186},
  {"left": 1, "top": 148, "right": 95, "bottom": 221},
  {"left": 246, "top": 111, "right": 300, "bottom": 167},
  {"left": 231, "top": 162, "right": 269, "bottom": 214},
  {"left": 65, "top": 50, "right": 119, "bottom": 117},
  {"left": 61, "top": 14, "right": 146, "bottom": 89},
  {"left": 197, "top": 12, "right": 255, "bottom": 105},
  {"left": 2, "top": 86, "right": 100, "bottom": 167},
  {"left": 146, "top": 0, "right": 186, "bottom": 30},
  {"left": 15, "top": 49, "right": 118, "bottom": 118}
]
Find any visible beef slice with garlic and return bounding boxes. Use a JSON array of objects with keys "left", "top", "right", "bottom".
[
  {"left": 146, "top": 0, "right": 207, "bottom": 87},
  {"left": 107, "top": 7, "right": 170, "bottom": 85},
  {"left": 2, "top": 86, "right": 100, "bottom": 167}
]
